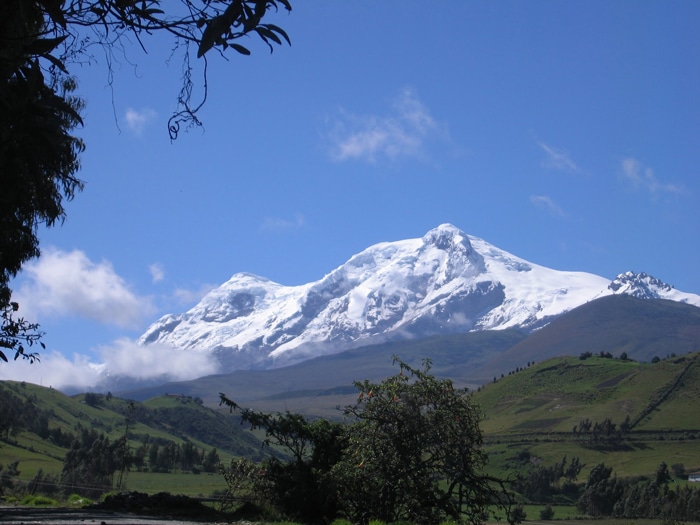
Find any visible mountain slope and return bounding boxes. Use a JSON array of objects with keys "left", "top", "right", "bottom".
[
  {"left": 137, "top": 224, "right": 699, "bottom": 374},
  {"left": 471, "top": 294, "right": 700, "bottom": 381},
  {"left": 121, "top": 294, "right": 700, "bottom": 420},
  {"left": 124, "top": 329, "right": 527, "bottom": 416}
]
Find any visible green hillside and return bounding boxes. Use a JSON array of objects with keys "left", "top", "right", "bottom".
[
  {"left": 475, "top": 351, "right": 700, "bottom": 433},
  {"left": 0, "top": 381, "right": 267, "bottom": 496},
  {"left": 473, "top": 351, "right": 700, "bottom": 478}
]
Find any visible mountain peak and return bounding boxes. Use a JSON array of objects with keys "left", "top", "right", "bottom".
[
  {"left": 423, "top": 223, "right": 466, "bottom": 249},
  {"left": 608, "top": 271, "right": 673, "bottom": 299},
  {"left": 138, "top": 226, "right": 700, "bottom": 373}
]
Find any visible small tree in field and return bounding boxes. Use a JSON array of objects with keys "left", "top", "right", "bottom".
[{"left": 332, "top": 357, "right": 510, "bottom": 525}]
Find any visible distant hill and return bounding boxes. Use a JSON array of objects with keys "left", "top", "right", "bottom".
[
  {"left": 469, "top": 294, "right": 700, "bottom": 381},
  {"left": 122, "top": 329, "right": 526, "bottom": 417}
]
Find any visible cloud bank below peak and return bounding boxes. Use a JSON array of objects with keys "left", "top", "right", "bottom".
[{"left": 0, "top": 339, "right": 219, "bottom": 391}]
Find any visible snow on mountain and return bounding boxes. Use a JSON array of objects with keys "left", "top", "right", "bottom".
[
  {"left": 607, "top": 271, "right": 699, "bottom": 303},
  {"left": 138, "top": 224, "right": 700, "bottom": 371}
]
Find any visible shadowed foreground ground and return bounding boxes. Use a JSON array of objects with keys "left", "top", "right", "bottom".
[
  {"left": 0, "top": 506, "right": 227, "bottom": 524},
  {"left": 0, "top": 492, "right": 231, "bottom": 524}
]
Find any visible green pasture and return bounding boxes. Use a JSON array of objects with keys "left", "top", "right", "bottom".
[
  {"left": 120, "top": 470, "right": 228, "bottom": 497},
  {"left": 485, "top": 436, "right": 700, "bottom": 480},
  {"left": 476, "top": 354, "right": 700, "bottom": 435}
]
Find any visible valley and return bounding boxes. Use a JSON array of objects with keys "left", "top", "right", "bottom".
[{"left": 2, "top": 348, "right": 699, "bottom": 496}]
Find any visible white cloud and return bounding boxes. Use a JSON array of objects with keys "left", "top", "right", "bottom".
[
  {"left": 620, "top": 158, "right": 684, "bottom": 196},
  {"left": 538, "top": 141, "right": 582, "bottom": 174},
  {"left": 530, "top": 195, "right": 566, "bottom": 217},
  {"left": 149, "top": 263, "right": 165, "bottom": 283},
  {"left": 260, "top": 213, "right": 305, "bottom": 233},
  {"left": 0, "top": 351, "right": 102, "bottom": 390},
  {"left": 124, "top": 107, "right": 157, "bottom": 135},
  {"left": 96, "top": 339, "right": 219, "bottom": 381},
  {"left": 0, "top": 340, "right": 220, "bottom": 390},
  {"left": 15, "top": 248, "right": 154, "bottom": 329},
  {"left": 327, "top": 88, "right": 448, "bottom": 163}
]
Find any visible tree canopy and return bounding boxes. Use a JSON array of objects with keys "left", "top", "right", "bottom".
[
  {"left": 0, "top": 0, "right": 292, "bottom": 358},
  {"left": 333, "top": 357, "right": 510, "bottom": 525},
  {"left": 220, "top": 357, "right": 513, "bottom": 525}
]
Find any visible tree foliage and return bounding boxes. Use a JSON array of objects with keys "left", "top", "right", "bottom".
[
  {"left": 0, "top": 1, "right": 85, "bottom": 354},
  {"left": 220, "top": 357, "right": 512, "bottom": 525},
  {"left": 219, "top": 402, "right": 346, "bottom": 523},
  {"left": 60, "top": 427, "right": 123, "bottom": 498},
  {"left": 510, "top": 455, "right": 583, "bottom": 504},
  {"left": 0, "top": 0, "right": 292, "bottom": 355},
  {"left": 0, "top": 302, "right": 43, "bottom": 363},
  {"left": 5, "top": 0, "right": 292, "bottom": 138},
  {"left": 333, "top": 358, "right": 508, "bottom": 525},
  {"left": 576, "top": 461, "right": 700, "bottom": 521}
]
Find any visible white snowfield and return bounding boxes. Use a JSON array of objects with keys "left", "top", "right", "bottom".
[{"left": 138, "top": 224, "right": 700, "bottom": 371}]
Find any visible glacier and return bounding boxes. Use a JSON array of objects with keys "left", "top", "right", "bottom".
[{"left": 138, "top": 224, "right": 700, "bottom": 371}]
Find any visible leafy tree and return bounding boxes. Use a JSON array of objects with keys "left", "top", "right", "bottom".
[
  {"left": 28, "top": 467, "right": 60, "bottom": 497},
  {"left": 654, "top": 461, "right": 672, "bottom": 486},
  {"left": 332, "top": 357, "right": 509, "bottom": 525},
  {"left": 575, "top": 462, "right": 700, "bottom": 521},
  {"left": 671, "top": 462, "right": 685, "bottom": 479},
  {"left": 577, "top": 462, "right": 623, "bottom": 517},
  {"left": 0, "top": 0, "right": 292, "bottom": 354},
  {"left": 510, "top": 455, "right": 583, "bottom": 504},
  {"left": 0, "top": 461, "right": 21, "bottom": 497},
  {"left": 221, "top": 358, "right": 512, "bottom": 525},
  {"left": 0, "top": 303, "right": 43, "bottom": 364},
  {"left": 148, "top": 442, "right": 159, "bottom": 470},
  {"left": 60, "top": 428, "right": 123, "bottom": 498},
  {"left": 83, "top": 392, "right": 100, "bottom": 407},
  {"left": 218, "top": 401, "right": 346, "bottom": 523},
  {"left": 510, "top": 504, "right": 526, "bottom": 524}
]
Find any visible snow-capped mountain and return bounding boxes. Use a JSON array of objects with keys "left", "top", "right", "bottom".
[{"left": 139, "top": 224, "right": 700, "bottom": 371}]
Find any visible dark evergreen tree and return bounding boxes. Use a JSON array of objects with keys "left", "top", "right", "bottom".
[
  {"left": 202, "top": 447, "right": 220, "bottom": 473},
  {"left": 60, "top": 428, "right": 122, "bottom": 498}
]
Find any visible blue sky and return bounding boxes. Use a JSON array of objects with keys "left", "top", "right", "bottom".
[{"left": 3, "top": 2, "right": 699, "bottom": 388}]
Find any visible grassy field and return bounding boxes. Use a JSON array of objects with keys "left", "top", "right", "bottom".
[
  {"left": 120, "top": 470, "right": 228, "bottom": 496},
  {"left": 485, "top": 437, "right": 700, "bottom": 480}
]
